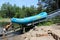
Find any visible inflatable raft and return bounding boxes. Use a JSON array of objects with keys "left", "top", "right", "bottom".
[{"left": 11, "top": 12, "right": 47, "bottom": 24}]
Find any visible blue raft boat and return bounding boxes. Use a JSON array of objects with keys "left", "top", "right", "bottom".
[{"left": 11, "top": 12, "right": 47, "bottom": 24}]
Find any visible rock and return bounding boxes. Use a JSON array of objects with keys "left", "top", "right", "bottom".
[
  {"left": 36, "top": 31, "right": 48, "bottom": 37},
  {"left": 30, "top": 36, "right": 55, "bottom": 40},
  {"left": 33, "top": 26, "right": 38, "bottom": 31},
  {"left": 31, "top": 31, "right": 37, "bottom": 37},
  {"left": 24, "top": 38, "right": 30, "bottom": 40}
]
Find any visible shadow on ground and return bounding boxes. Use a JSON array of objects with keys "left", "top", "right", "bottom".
[{"left": 6, "top": 26, "right": 35, "bottom": 38}]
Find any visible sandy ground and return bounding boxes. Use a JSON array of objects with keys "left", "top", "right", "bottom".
[{"left": 1, "top": 24, "right": 60, "bottom": 40}]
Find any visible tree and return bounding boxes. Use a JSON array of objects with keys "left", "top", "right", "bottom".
[{"left": 1, "top": 3, "right": 15, "bottom": 18}]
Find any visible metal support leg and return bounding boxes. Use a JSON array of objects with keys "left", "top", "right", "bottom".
[
  {"left": 23, "top": 27, "right": 25, "bottom": 33},
  {"left": 22, "top": 25, "right": 26, "bottom": 33}
]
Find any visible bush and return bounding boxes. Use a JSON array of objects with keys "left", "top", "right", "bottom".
[{"left": 38, "top": 21, "right": 53, "bottom": 26}]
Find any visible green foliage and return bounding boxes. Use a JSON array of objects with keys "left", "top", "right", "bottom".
[
  {"left": 0, "top": 0, "right": 60, "bottom": 26},
  {"left": 0, "top": 3, "right": 37, "bottom": 18},
  {"left": 38, "top": 21, "right": 53, "bottom": 26},
  {"left": 37, "top": 5, "right": 43, "bottom": 13},
  {"left": 1, "top": 3, "right": 15, "bottom": 18},
  {"left": 52, "top": 16, "right": 60, "bottom": 24}
]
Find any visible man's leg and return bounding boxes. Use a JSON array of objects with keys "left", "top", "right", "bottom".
[{"left": 3, "top": 28, "right": 6, "bottom": 33}]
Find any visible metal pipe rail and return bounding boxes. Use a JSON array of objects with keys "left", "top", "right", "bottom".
[{"left": 27, "top": 9, "right": 60, "bottom": 26}]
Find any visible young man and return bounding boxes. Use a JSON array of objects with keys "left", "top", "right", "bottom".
[{"left": 3, "top": 23, "right": 14, "bottom": 33}]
